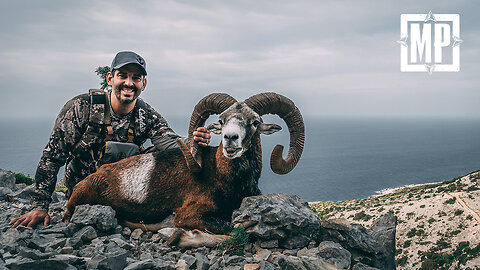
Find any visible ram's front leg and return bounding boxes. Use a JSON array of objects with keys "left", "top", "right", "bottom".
[
  {"left": 173, "top": 200, "right": 232, "bottom": 234},
  {"left": 63, "top": 175, "right": 103, "bottom": 223}
]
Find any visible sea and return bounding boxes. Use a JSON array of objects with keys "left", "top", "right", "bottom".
[{"left": 1, "top": 116, "right": 479, "bottom": 202}]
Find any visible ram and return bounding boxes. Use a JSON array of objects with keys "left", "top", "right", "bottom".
[{"left": 63, "top": 92, "right": 305, "bottom": 235}]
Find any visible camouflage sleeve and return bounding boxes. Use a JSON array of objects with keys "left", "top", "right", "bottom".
[
  {"left": 143, "top": 102, "right": 186, "bottom": 152},
  {"left": 32, "top": 96, "right": 89, "bottom": 211}
]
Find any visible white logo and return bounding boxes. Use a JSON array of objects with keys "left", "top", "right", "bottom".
[{"left": 398, "top": 11, "right": 462, "bottom": 74}]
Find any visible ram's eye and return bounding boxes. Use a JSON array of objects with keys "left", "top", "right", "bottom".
[
  {"left": 253, "top": 120, "right": 260, "bottom": 127},
  {"left": 218, "top": 119, "right": 223, "bottom": 125}
]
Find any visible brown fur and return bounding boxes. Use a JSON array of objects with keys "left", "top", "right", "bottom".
[{"left": 64, "top": 138, "right": 262, "bottom": 234}]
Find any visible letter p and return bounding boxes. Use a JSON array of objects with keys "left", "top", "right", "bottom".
[{"left": 434, "top": 23, "right": 451, "bottom": 63}]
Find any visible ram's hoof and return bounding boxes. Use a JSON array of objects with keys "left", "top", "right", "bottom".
[
  {"left": 62, "top": 213, "right": 72, "bottom": 225},
  {"left": 166, "top": 228, "right": 184, "bottom": 247}
]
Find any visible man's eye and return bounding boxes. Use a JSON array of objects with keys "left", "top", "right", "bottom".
[
  {"left": 133, "top": 76, "right": 141, "bottom": 81},
  {"left": 118, "top": 74, "right": 127, "bottom": 78}
]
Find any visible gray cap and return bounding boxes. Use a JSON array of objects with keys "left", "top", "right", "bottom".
[{"left": 111, "top": 51, "right": 147, "bottom": 75}]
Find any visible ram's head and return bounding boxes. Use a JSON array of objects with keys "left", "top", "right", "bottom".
[
  {"left": 180, "top": 92, "right": 305, "bottom": 175},
  {"left": 207, "top": 102, "right": 281, "bottom": 159}
]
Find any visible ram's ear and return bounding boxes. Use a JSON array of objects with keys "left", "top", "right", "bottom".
[
  {"left": 258, "top": 123, "right": 282, "bottom": 135},
  {"left": 207, "top": 123, "right": 222, "bottom": 134}
]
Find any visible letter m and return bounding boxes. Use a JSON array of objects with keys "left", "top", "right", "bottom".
[{"left": 410, "top": 23, "right": 432, "bottom": 63}]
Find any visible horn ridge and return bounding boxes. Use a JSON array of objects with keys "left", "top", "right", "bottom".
[
  {"left": 245, "top": 92, "right": 305, "bottom": 175},
  {"left": 187, "top": 93, "right": 237, "bottom": 167}
]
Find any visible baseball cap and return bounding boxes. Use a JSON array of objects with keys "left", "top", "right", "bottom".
[{"left": 111, "top": 51, "right": 147, "bottom": 75}]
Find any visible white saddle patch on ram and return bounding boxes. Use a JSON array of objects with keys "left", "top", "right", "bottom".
[{"left": 119, "top": 154, "right": 154, "bottom": 203}]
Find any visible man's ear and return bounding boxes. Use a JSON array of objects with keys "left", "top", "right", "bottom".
[
  {"left": 207, "top": 123, "right": 222, "bottom": 134},
  {"left": 106, "top": 72, "right": 114, "bottom": 86},
  {"left": 258, "top": 123, "right": 282, "bottom": 135}
]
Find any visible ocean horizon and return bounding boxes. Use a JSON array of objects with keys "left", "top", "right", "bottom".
[{"left": 1, "top": 116, "right": 479, "bottom": 202}]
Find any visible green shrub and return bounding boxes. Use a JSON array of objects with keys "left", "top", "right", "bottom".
[
  {"left": 219, "top": 227, "right": 249, "bottom": 255},
  {"left": 407, "top": 228, "right": 417, "bottom": 238},
  {"left": 444, "top": 197, "right": 456, "bottom": 204},
  {"left": 466, "top": 185, "right": 479, "bottom": 192},
  {"left": 454, "top": 209, "right": 464, "bottom": 216},
  {"left": 434, "top": 239, "right": 451, "bottom": 251},
  {"left": 14, "top": 173, "right": 34, "bottom": 185},
  {"left": 397, "top": 256, "right": 408, "bottom": 266},
  {"left": 450, "top": 230, "right": 461, "bottom": 236},
  {"left": 420, "top": 259, "right": 438, "bottom": 270},
  {"left": 353, "top": 211, "right": 372, "bottom": 221}
]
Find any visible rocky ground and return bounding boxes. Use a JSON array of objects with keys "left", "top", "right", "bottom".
[
  {"left": 311, "top": 171, "right": 480, "bottom": 270},
  {"left": 0, "top": 169, "right": 396, "bottom": 270}
]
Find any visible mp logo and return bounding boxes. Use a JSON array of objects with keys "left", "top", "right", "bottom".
[{"left": 398, "top": 11, "right": 462, "bottom": 74}]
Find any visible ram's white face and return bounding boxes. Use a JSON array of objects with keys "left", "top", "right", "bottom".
[{"left": 207, "top": 102, "right": 282, "bottom": 159}]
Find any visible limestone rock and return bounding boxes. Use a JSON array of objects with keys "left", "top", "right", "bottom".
[
  {"left": 300, "top": 256, "right": 342, "bottom": 270},
  {"left": 27, "top": 233, "right": 66, "bottom": 252},
  {"left": 316, "top": 241, "right": 351, "bottom": 269},
  {"left": 278, "top": 255, "right": 307, "bottom": 270},
  {"left": 0, "top": 187, "right": 13, "bottom": 201},
  {"left": 87, "top": 250, "right": 128, "bottom": 270},
  {"left": 232, "top": 193, "right": 321, "bottom": 249},
  {"left": 319, "top": 216, "right": 395, "bottom": 270},
  {"left": 70, "top": 204, "right": 117, "bottom": 232},
  {"left": 5, "top": 257, "right": 77, "bottom": 270},
  {"left": 321, "top": 218, "right": 352, "bottom": 231},
  {"left": 66, "top": 225, "right": 97, "bottom": 249},
  {"left": 7, "top": 185, "right": 35, "bottom": 202},
  {"left": 0, "top": 169, "right": 16, "bottom": 190},
  {"left": 369, "top": 213, "right": 397, "bottom": 270},
  {"left": 124, "top": 259, "right": 157, "bottom": 270},
  {"left": 51, "top": 191, "right": 66, "bottom": 203},
  {"left": 130, "top": 228, "right": 144, "bottom": 241},
  {"left": 17, "top": 246, "right": 53, "bottom": 260}
]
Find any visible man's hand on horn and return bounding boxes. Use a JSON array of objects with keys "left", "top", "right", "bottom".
[{"left": 193, "top": 127, "right": 211, "bottom": 147}]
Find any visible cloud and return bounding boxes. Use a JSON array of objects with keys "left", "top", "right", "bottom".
[{"left": 0, "top": 0, "right": 479, "bottom": 120}]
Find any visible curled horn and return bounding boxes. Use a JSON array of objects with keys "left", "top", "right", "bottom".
[
  {"left": 245, "top": 92, "right": 305, "bottom": 175},
  {"left": 182, "top": 93, "right": 238, "bottom": 170}
]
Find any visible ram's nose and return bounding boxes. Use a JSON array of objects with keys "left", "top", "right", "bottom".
[{"left": 223, "top": 133, "right": 239, "bottom": 144}]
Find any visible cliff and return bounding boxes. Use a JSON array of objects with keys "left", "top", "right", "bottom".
[{"left": 310, "top": 171, "right": 480, "bottom": 269}]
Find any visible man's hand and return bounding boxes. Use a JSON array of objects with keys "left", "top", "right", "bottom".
[
  {"left": 193, "top": 127, "right": 211, "bottom": 147},
  {"left": 9, "top": 210, "right": 50, "bottom": 229}
]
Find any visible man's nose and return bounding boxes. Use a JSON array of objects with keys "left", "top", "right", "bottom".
[{"left": 124, "top": 76, "right": 134, "bottom": 86}]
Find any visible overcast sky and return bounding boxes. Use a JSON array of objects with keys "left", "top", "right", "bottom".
[{"left": 1, "top": 0, "right": 479, "bottom": 122}]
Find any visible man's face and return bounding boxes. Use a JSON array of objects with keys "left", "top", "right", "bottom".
[{"left": 107, "top": 64, "right": 146, "bottom": 104}]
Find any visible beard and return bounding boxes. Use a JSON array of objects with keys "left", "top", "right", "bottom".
[{"left": 114, "top": 84, "right": 138, "bottom": 104}]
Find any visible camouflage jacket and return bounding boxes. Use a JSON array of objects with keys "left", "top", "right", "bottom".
[{"left": 32, "top": 90, "right": 183, "bottom": 211}]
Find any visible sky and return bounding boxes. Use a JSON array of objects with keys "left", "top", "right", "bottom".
[{"left": 1, "top": 0, "right": 479, "bottom": 122}]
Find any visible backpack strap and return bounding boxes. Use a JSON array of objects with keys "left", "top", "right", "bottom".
[
  {"left": 71, "top": 89, "right": 107, "bottom": 164},
  {"left": 88, "top": 89, "right": 108, "bottom": 125}
]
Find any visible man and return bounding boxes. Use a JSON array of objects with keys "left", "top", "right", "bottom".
[{"left": 10, "top": 51, "right": 211, "bottom": 229}]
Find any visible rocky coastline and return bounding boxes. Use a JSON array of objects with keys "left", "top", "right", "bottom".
[{"left": 0, "top": 168, "right": 396, "bottom": 270}]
